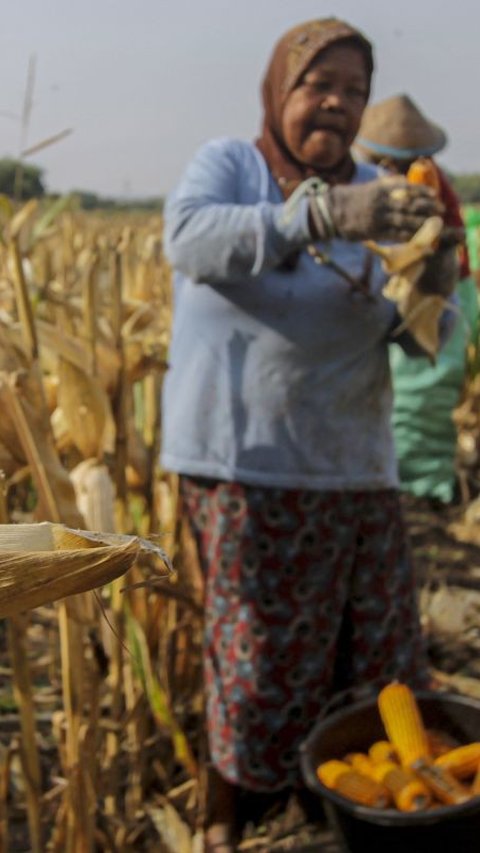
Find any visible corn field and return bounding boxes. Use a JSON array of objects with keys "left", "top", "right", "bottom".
[
  {"left": 2, "top": 198, "right": 480, "bottom": 853},
  {"left": 0, "top": 197, "right": 206, "bottom": 852}
]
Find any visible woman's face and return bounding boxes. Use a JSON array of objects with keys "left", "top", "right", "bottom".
[{"left": 281, "top": 42, "right": 369, "bottom": 170}]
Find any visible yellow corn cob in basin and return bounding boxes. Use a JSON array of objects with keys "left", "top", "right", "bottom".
[
  {"left": 317, "top": 760, "right": 390, "bottom": 808},
  {"left": 369, "top": 740, "right": 399, "bottom": 765},
  {"left": 371, "top": 760, "right": 431, "bottom": 812},
  {"left": 378, "top": 683, "right": 431, "bottom": 767},
  {"left": 434, "top": 744, "right": 480, "bottom": 780},
  {"left": 345, "top": 752, "right": 375, "bottom": 776}
]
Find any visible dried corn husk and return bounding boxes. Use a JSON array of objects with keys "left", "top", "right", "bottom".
[
  {"left": 57, "top": 359, "right": 116, "bottom": 458},
  {"left": 7, "top": 200, "right": 39, "bottom": 254},
  {"left": 366, "top": 216, "right": 446, "bottom": 360},
  {"left": 422, "top": 584, "right": 480, "bottom": 642},
  {"left": 70, "top": 459, "right": 116, "bottom": 532},
  {"left": 147, "top": 801, "right": 193, "bottom": 853},
  {"left": 50, "top": 406, "right": 73, "bottom": 453},
  {"left": 366, "top": 217, "right": 443, "bottom": 274},
  {"left": 43, "top": 374, "right": 59, "bottom": 413},
  {"left": 0, "top": 521, "right": 172, "bottom": 617}
]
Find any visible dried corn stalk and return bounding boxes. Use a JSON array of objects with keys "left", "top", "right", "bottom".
[
  {"left": 0, "top": 369, "right": 84, "bottom": 527},
  {"left": 122, "top": 302, "right": 169, "bottom": 382},
  {"left": 37, "top": 318, "right": 121, "bottom": 392},
  {"left": 0, "top": 322, "right": 32, "bottom": 464}
]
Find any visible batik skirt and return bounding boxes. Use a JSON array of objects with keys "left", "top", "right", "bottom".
[{"left": 180, "top": 476, "right": 429, "bottom": 792}]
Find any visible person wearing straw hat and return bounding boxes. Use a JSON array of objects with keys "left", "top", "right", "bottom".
[
  {"left": 355, "top": 94, "right": 478, "bottom": 504},
  {"left": 355, "top": 94, "right": 447, "bottom": 170},
  {"left": 355, "top": 95, "right": 467, "bottom": 252},
  {"left": 162, "top": 26, "right": 455, "bottom": 849}
]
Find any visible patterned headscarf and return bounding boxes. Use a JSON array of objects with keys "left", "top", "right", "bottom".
[{"left": 256, "top": 18, "right": 374, "bottom": 197}]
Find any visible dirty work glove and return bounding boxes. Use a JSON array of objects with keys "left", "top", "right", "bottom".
[
  {"left": 309, "top": 177, "right": 440, "bottom": 243},
  {"left": 438, "top": 226, "right": 466, "bottom": 249},
  {"left": 416, "top": 246, "right": 459, "bottom": 298}
]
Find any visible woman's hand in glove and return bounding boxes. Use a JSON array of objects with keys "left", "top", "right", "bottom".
[
  {"left": 310, "top": 177, "right": 441, "bottom": 243},
  {"left": 416, "top": 246, "right": 459, "bottom": 298}
]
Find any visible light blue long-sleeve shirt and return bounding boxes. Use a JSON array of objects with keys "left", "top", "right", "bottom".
[{"left": 161, "top": 137, "right": 449, "bottom": 491}]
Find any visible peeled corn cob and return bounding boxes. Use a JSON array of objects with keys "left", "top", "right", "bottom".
[
  {"left": 317, "top": 760, "right": 350, "bottom": 787},
  {"left": 371, "top": 760, "right": 431, "bottom": 812},
  {"left": 369, "top": 741, "right": 399, "bottom": 765},
  {"left": 317, "top": 760, "right": 390, "bottom": 808},
  {"left": 434, "top": 744, "right": 480, "bottom": 780},
  {"left": 407, "top": 158, "right": 441, "bottom": 194},
  {"left": 345, "top": 753, "right": 375, "bottom": 776},
  {"left": 378, "top": 683, "right": 431, "bottom": 767},
  {"left": 313, "top": 682, "right": 480, "bottom": 813}
]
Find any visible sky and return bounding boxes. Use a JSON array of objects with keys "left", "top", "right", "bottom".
[{"left": 1, "top": 0, "right": 479, "bottom": 198}]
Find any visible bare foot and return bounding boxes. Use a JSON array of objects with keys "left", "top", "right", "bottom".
[{"left": 205, "top": 821, "right": 237, "bottom": 852}]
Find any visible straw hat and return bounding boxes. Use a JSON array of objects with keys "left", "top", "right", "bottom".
[{"left": 355, "top": 94, "right": 447, "bottom": 160}]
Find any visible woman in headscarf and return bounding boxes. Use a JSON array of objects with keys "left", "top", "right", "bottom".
[{"left": 162, "top": 19, "right": 453, "bottom": 850}]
